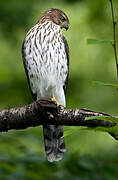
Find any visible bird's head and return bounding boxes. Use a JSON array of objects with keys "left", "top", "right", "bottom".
[{"left": 40, "top": 8, "right": 69, "bottom": 30}]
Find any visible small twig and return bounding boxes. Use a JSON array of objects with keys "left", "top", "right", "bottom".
[{"left": 109, "top": 0, "right": 118, "bottom": 79}]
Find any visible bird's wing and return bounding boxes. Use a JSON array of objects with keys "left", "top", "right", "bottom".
[
  {"left": 22, "top": 38, "right": 37, "bottom": 101},
  {"left": 62, "top": 35, "right": 69, "bottom": 95}
]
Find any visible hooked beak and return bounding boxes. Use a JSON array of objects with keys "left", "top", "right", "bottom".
[{"left": 65, "top": 24, "right": 69, "bottom": 31}]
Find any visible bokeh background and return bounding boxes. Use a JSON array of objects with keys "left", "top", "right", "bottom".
[{"left": 0, "top": 0, "right": 118, "bottom": 179}]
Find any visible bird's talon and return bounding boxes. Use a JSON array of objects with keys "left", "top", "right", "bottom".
[{"left": 51, "top": 96, "right": 64, "bottom": 107}]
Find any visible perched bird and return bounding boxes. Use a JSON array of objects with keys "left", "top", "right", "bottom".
[{"left": 22, "top": 8, "right": 69, "bottom": 162}]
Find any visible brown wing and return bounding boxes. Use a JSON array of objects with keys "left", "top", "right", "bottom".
[
  {"left": 22, "top": 40, "right": 37, "bottom": 101},
  {"left": 62, "top": 36, "right": 69, "bottom": 95}
]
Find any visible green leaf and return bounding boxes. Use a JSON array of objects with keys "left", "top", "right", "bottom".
[
  {"left": 92, "top": 81, "right": 118, "bottom": 87},
  {"left": 87, "top": 38, "right": 114, "bottom": 45},
  {"left": 80, "top": 127, "right": 110, "bottom": 133},
  {"left": 81, "top": 126, "right": 118, "bottom": 135},
  {"left": 85, "top": 115, "right": 118, "bottom": 123},
  {"left": 63, "top": 127, "right": 81, "bottom": 137},
  {"left": 63, "top": 115, "right": 118, "bottom": 138}
]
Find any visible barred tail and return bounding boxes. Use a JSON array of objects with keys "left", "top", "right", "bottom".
[{"left": 43, "top": 125, "right": 66, "bottom": 162}]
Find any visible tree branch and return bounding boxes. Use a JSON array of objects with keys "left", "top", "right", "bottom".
[{"left": 0, "top": 100, "right": 117, "bottom": 133}]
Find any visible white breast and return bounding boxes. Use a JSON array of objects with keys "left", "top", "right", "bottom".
[{"left": 23, "top": 21, "right": 68, "bottom": 106}]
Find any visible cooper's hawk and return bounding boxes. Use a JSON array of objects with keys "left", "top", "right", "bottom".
[{"left": 22, "top": 8, "right": 69, "bottom": 162}]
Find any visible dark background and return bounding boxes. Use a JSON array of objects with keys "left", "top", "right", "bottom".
[{"left": 0, "top": 0, "right": 118, "bottom": 179}]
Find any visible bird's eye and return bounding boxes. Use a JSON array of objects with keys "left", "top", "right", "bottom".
[{"left": 61, "top": 16, "right": 66, "bottom": 22}]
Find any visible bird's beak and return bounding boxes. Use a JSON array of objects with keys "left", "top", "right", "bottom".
[{"left": 65, "top": 24, "right": 69, "bottom": 31}]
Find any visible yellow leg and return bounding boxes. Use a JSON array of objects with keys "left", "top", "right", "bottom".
[{"left": 51, "top": 96, "right": 64, "bottom": 107}]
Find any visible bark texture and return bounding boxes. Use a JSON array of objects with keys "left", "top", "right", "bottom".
[{"left": 0, "top": 100, "right": 117, "bottom": 133}]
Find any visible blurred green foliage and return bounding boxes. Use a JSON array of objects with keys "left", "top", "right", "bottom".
[{"left": 0, "top": 0, "right": 118, "bottom": 179}]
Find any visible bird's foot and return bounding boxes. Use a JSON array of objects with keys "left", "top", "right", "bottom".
[{"left": 51, "top": 96, "right": 64, "bottom": 107}]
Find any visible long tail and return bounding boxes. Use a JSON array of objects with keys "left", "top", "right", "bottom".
[{"left": 43, "top": 125, "right": 66, "bottom": 162}]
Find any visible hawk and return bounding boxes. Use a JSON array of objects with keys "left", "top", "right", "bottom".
[{"left": 22, "top": 8, "right": 69, "bottom": 162}]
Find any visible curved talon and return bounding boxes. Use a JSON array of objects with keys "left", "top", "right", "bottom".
[{"left": 51, "top": 96, "right": 64, "bottom": 107}]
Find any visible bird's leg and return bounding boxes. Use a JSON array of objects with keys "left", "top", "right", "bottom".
[{"left": 51, "top": 95, "right": 64, "bottom": 107}]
